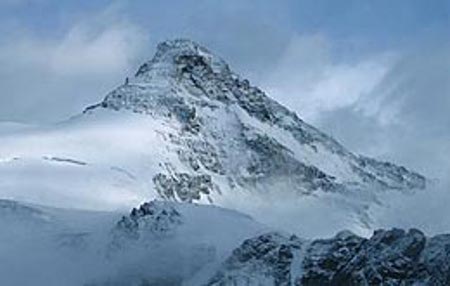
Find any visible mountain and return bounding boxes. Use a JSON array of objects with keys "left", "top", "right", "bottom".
[
  {"left": 0, "top": 39, "right": 425, "bottom": 235},
  {"left": 0, "top": 39, "right": 427, "bottom": 235},
  {"left": 86, "top": 38, "right": 425, "bottom": 197}
]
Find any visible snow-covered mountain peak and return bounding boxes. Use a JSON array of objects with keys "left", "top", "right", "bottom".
[
  {"left": 152, "top": 39, "right": 221, "bottom": 65},
  {"left": 84, "top": 39, "right": 425, "bottom": 200},
  {"left": 0, "top": 39, "right": 425, "bottom": 233},
  {"left": 133, "top": 38, "right": 231, "bottom": 83}
]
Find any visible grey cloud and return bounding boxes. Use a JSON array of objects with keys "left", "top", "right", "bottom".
[
  {"left": 317, "top": 44, "right": 450, "bottom": 178},
  {"left": 0, "top": 7, "right": 148, "bottom": 123},
  {"left": 261, "top": 34, "right": 393, "bottom": 121}
]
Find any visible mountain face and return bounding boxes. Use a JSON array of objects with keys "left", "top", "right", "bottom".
[{"left": 85, "top": 39, "right": 425, "bottom": 202}]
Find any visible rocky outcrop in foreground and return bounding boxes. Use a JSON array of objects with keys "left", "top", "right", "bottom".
[{"left": 207, "top": 228, "right": 450, "bottom": 286}]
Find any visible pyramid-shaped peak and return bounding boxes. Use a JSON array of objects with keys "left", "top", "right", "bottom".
[{"left": 135, "top": 39, "right": 230, "bottom": 78}]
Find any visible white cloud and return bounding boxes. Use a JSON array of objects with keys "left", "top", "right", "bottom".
[
  {"left": 50, "top": 22, "right": 145, "bottom": 76},
  {"left": 1, "top": 9, "right": 146, "bottom": 76},
  {"left": 263, "top": 34, "right": 393, "bottom": 122},
  {"left": 0, "top": 5, "right": 148, "bottom": 123},
  {"left": 317, "top": 44, "right": 450, "bottom": 178},
  {"left": 373, "top": 178, "right": 450, "bottom": 236}
]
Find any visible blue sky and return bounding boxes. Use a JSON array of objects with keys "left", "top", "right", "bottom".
[
  {"left": 0, "top": 0, "right": 449, "bottom": 176},
  {"left": 1, "top": 1, "right": 448, "bottom": 64}
]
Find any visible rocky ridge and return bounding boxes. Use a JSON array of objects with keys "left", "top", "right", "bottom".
[{"left": 206, "top": 227, "right": 450, "bottom": 286}]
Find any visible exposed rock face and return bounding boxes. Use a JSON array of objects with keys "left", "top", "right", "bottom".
[
  {"left": 301, "top": 228, "right": 428, "bottom": 285},
  {"left": 207, "top": 232, "right": 302, "bottom": 286},
  {"left": 153, "top": 172, "right": 215, "bottom": 202},
  {"left": 207, "top": 228, "right": 450, "bottom": 286},
  {"left": 423, "top": 234, "right": 450, "bottom": 285},
  {"left": 84, "top": 39, "right": 425, "bottom": 208},
  {"left": 300, "top": 230, "right": 365, "bottom": 285},
  {"left": 111, "top": 201, "right": 183, "bottom": 249}
]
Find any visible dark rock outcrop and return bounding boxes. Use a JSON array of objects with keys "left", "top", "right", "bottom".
[
  {"left": 208, "top": 228, "right": 450, "bottom": 286},
  {"left": 207, "top": 232, "right": 302, "bottom": 286}
]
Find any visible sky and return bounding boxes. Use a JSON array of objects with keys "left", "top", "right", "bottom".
[{"left": 0, "top": 0, "right": 449, "bottom": 178}]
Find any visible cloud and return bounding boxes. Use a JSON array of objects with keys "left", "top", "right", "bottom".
[
  {"left": 0, "top": 4, "right": 148, "bottom": 123},
  {"left": 50, "top": 23, "right": 145, "bottom": 76},
  {"left": 373, "top": 178, "right": 450, "bottom": 236},
  {"left": 317, "top": 43, "right": 450, "bottom": 178},
  {"left": 263, "top": 34, "right": 393, "bottom": 122}
]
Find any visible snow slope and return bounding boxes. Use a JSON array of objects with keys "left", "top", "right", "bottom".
[{"left": 0, "top": 109, "right": 185, "bottom": 210}]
